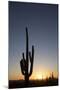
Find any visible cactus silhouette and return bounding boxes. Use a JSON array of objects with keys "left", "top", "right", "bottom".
[{"left": 20, "top": 27, "right": 34, "bottom": 86}]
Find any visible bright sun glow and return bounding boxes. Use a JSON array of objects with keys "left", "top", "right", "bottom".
[
  {"left": 36, "top": 74, "right": 42, "bottom": 80},
  {"left": 33, "top": 71, "right": 47, "bottom": 80},
  {"left": 33, "top": 72, "right": 44, "bottom": 80}
]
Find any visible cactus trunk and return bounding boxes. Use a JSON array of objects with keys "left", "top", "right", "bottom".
[{"left": 25, "top": 27, "right": 29, "bottom": 84}]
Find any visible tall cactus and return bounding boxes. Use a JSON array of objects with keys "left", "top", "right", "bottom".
[{"left": 20, "top": 27, "right": 34, "bottom": 85}]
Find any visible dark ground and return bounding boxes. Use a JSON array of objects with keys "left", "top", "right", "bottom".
[{"left": 9, "top": 78, "right": 58, "bottom": 89}]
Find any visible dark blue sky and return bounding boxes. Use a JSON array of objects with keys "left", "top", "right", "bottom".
[{"left": 9, "top": 1, "right": 58, "bottom": 80}]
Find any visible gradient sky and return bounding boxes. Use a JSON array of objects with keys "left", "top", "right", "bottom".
[{"left": 9, "top": 1, "right": 58, "bottom": 80}]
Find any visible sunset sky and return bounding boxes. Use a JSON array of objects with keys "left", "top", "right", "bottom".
[{"left": 9, "top": 1, "right": 58, "bottom": 80}]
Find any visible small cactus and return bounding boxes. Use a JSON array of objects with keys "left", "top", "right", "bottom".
[{"left": 20, "top": 27, "right": 34, "bottom": 86}]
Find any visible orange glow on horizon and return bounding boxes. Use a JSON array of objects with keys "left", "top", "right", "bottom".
[
  {"left": 9, "top": 71, "right": 58, "bottom": 80},
  {"left": 30, "top": 72, "right": 47, "bottom": 80},
  {"left": 9, "top": 65, "right": 58, "bottom": 80}
]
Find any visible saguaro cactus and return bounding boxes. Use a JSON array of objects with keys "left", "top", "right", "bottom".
[{"left": 20, "top": 27, "right": 34, "bottom": 85}]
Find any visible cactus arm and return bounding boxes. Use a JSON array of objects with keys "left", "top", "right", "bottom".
[
  {"left": 20, "top": 53, "right": 26, "bottom": 75},
  {"left": 28, "top": 45, "right": 34, "bottom": 76},
  {"left": 20, "top": 60, "right": 25, "bottom": 75},
  {"left": 29, "top": 52, "right": 32, "bottom": 63}
]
